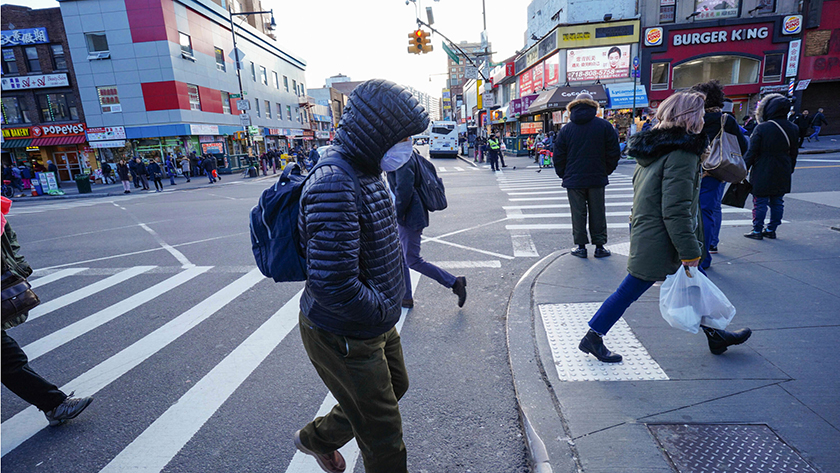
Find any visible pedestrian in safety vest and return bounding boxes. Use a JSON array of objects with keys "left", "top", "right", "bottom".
[{"left": 487, "top": 134, "right": 501, "bottom": 171}]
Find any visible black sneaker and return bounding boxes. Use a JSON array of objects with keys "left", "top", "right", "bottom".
[
  {"left": 744, "top": 231, "right": 763, "bottom": 240},
  {"left": 709, "top": 245, "right": 718, "bottom": 254},
  {"left": 594, "top": 247, "right": 611, "bottom": 258},
  {"left": 44, "top": 393, "right": 93, "bottom": 426},
  {"left": 762, "top": 230, "right": 776, "bottom": 239},
  {"left": 571, "top": 247, "right": 587, "bottom": 258},
  {"left": 452, "top": 276, "right": 467, "bottom": 307}
]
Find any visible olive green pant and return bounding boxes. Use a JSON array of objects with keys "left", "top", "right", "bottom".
[{"left": 298, "top": 313, "right": 409, "bottom": 473}]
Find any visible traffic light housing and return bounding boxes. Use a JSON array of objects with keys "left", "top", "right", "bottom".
[{"left": 407, "top": 29, "right": 433, "bottom": 54}]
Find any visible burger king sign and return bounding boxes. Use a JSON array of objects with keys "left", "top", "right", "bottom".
[
  {"left": 645, "top": 27, "right": 663, "bottom": 47},
  {"left": 782, "top": 15, "right": 802, "bottom": 35}
]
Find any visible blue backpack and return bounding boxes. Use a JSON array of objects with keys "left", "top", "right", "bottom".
[{"left": 250, "top": 154, "right": 360, "bottom": 282}]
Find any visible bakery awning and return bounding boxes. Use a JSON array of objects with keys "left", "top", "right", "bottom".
[
  {"left": 31, "top": 135, "right": 86, "bottom": 146},
  {"left": 1, "top": 139, "right": 33, "bottom": 149},
  {"left": 528, "top": 85, "right": 608, "bottom": 114}
]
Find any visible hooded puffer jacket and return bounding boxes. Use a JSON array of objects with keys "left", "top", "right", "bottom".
[
  {"left": 743, "top": 94, "right": 798, "bottom": 197},
  {"left": 552, "top": 97, "right": 621, "bottom": 188},
  {"left": 298, "top": 79, "right": 429, "bottom": 338}
]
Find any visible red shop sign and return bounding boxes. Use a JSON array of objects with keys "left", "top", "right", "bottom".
[{"left": 31, "top": 123, "right": 86, "bottom": 138}]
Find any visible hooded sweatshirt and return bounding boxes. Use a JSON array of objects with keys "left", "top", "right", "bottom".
[
  {"left": 553, "top": 96, "right": 621, "bottom": 188},
  {"left": 743, "top": 94, "right": 798, "bottom": 197}
]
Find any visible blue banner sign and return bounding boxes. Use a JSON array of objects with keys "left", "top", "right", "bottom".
[
  {"left": 1, "top": 27, "right": 49, "bottom": 46},
  {"left": 606, "top": 84, "right": 649, "bottom": 109}
]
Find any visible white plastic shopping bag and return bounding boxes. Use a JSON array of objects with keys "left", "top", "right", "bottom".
[{"left": 659, "top": 266, "right": 736, "bottom": 333}]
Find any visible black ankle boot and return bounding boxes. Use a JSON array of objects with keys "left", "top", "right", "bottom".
[
  {"left": 579, "top": 329, "right": 622, "bottom": 363},
  {"left": 701, "top": 326, "right": 752, "bottom": 355}
]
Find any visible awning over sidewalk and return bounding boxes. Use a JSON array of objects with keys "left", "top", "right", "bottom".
[
  {"left": 31, "top": 136, "right": 86, "bottom": 146},
  {"left": 1, "top": 139, "right": 33, "bottom": 149},
  {"left": 527, "top": 85, "right": 607, "bottom": 114}
]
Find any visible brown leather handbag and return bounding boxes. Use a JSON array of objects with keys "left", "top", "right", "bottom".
[{"left": 2, "top": 270, "right": 40, "bottom": 324}]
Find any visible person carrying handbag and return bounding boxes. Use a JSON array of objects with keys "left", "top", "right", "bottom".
[
  {"left": 743, "top": 94, "right": 799, "bottom": 240},
  {"left": 1, "top": 197, "right": 93, "bottom": 426}
]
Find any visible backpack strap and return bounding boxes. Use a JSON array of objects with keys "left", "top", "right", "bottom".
[
  {"left": 307, "top": 151, "right": 362, "bottom": 209},
  {"left": 768, "top": 120, "right": 790, "bottom": 151}
]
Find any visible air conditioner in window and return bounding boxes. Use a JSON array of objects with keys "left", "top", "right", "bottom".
[{"left": 87, "top": 51, "right": 111, "bottom": 60}]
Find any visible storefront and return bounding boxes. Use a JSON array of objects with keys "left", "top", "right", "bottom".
[
  {"left": 527, "top": 85, "right": 608, "bottom": 130},
  {"left": 642, "top": 16, "right": 802, "bottom": 122},
  {"left": 3, "top": 123, "right": 90, "bottom": 182},
  {"left": 797, "top": 2, "right": 840, "bottom": 135},
  {"left": 86, "top": 126, "right": 129, "bottom": 181}
]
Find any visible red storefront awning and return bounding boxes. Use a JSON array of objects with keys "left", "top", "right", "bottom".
[{"left": 31, "top": 135, "right": 86, "bottom": 146}]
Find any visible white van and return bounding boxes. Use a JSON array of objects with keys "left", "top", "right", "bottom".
[{"left": 428, "top": 121, "right": 459, "bottom": 158}]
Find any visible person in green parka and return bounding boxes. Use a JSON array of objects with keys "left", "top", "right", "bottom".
[{"left": 577, "top": 92, "right": 752, "bottom": 363}]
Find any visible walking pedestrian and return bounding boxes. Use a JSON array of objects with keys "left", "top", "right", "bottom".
[
  {"left": 46, "top": 160, "right": 60, "bottom": 188},
  {"left": 486, "top": 134, "right": 501, "bottom": 171},
  {"left": 690, "top": 80, "right": 748, "bottom": 267},
  {"left": 165, "top": 156, "right": 177, "bottom": 186},
  {"left": 202, "top": 155, "right": 216, "bottom": 183},
  {"left": 791, "top": 110, "right": 811, "bottom": 148},
  {"left": 527, "top": 135, "right": 535, "bottom": 160},
  {"left": 743, "top": 93, "right": 798, "bottom": 240},
  {"left": 19, "top": 164, "right": 32, "bottom": 190},
  {"left": 134, "top": 157, "right": 150, "bottom": 190},
  {"left": 552, "top": 92, "right": 621, "bottom": 258},
  {"left": 180, "top": 155, "right": 191, "bottom": 182},
  {"left": 386, "top": 146, "right": 467, "bottom": 309},
  {"left": 101, "top": 161, "right": 114, "bottom": 184},
  {"left": 2, "top": 197, "right": 94, "bottom": 426},
  {"left": 308, "top": 145, "right": 320, "bottom": 167},
  {"left": 116, "top": 159, "right": 131, "bottom": 193},
  {"left": 807, "top": 108, "right": 828, "bottom": 142},
  {"left": 148, "top": 158, "right": 164, "bottom": 192},
  {"left": 498, "top": 133, "right": 508, "bottom": 168},
  {"left": 577, "top": 91, "right": 752, "bottom": 364},
  {"left": 294, "top": 79, "right": 428, "bottom": 473}
]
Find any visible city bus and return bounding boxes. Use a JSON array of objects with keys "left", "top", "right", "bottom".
[{"left": 428, "top": 121, "right": 459, "bottom": 158}]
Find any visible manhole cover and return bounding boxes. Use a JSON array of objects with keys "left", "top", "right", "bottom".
[{"left": 648, "top": 424, "right": 818, "bottom": 473}]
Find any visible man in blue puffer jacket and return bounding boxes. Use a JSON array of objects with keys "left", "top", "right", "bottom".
[{"left": 294, "top": 79, "right": 429, "bottom": 473}]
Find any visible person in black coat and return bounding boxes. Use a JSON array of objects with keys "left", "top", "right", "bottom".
[
  {"left": 808, "top": 108, "right": 828, "bottom": 142},
  {"left": 553, "top": 92, "right": 621, "bottom": 258},
  {"left": 743, "top": 93, "right": 798, "bottom": 240},
  {"left": 386, "top": 149, "right": 466, "bottom": 309},
  {"left": 202, "top": 155, "right": 216, "bottom": 183},
  {"left": 46, "top": 160, "right": 61, "bottom": 188},
  {"left": 147, "top": 158, "right": 164, "bottom": 192},
  {"left": 116, "top": 159, "right": 131, "bottom": 193},
  {"left": 133, "top": 157, "right": 150, "bottom": 190},
  {"left": 791, "top": 109, "right": 811, "bottom": 148},
  {"left": 690, "top": 80, "right": 749, "bottom": 268}
]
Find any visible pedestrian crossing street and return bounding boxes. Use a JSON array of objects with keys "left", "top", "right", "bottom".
[
  {"left": 496, "top": 169, "right": 757, "bottom": 257},
  {"left": 0, "top": 264, "right": 422, "bottom": 473}
]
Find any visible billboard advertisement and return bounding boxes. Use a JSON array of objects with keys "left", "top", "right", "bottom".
[{"left": 566, "top": 45, "right": 630, "bottom": 82}]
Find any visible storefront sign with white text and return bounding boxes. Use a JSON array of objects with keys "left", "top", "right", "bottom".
[
  {"left": 31, "top": 123, "right": 86, "bottom": 138},
  {"left": 1, "top": 73, "right": 69, "bottom": 90}
]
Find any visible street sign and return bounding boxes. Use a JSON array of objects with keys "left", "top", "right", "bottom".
[
  {"left": 248, "top": 125, "right": 259, "bottom": 135},
  {"left": 239, "top": 114, "right": 251, "bottom": 126},
  {"left": 631, "top": 70, "right": 641, "bottom": 78},
  {"left": 795, "top": 79, "right": 811, "bottom": 91},
  {"left": 228, "top": 48, "right": 245, "bottom": 61},
  {"left": 229, "top": 93, "right": 241, "bottom": 99},
  {"left": 632, "top": 56, "right": 640, "bottom": 70},
  {"left": 442, "top": 42, "right": 459, "bottom": 64},
  {"left": 236, "top": 99, "right": 250, "bottom": 111},
  {"left": 465, "top": 66, "right": 478, "bottom": 79}
]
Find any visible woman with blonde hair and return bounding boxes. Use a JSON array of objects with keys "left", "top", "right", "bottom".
[{"left": 578, "top": 91, "right": 752, "bottom": 363}]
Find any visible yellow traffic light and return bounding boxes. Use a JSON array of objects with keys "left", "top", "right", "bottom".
[
  {"left": 418, "top": 30, "right": 432, "bottom": 53},
  {"left": 407, "top": 29, "right": 432, "bottom": 54}
]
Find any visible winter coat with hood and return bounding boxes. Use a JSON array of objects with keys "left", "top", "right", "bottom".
[
  {"left": 625, "top": 127, "right": 708, "bottom": 282},
  {"left": 386, "top": 149, "right": 429, "bottom": 232},
  {"left": 553, "top": 96, "right": 621, "bottom": 188},
  {"left": 743, "top": 94, "right": 798, "bottom": 197},
  {"left": 298, "top": 79, "right": 429, "bottom": 339},
  {"left": 2, "top": 216, "right": 34, "bottom": 330}
]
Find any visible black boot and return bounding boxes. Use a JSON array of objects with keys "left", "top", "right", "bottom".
[
  {"left": 701, "top": 325, "right": 752, "bottom": 355},
  {"left": 579, "top": 329, "right": 622, "bottom": 363},
  {"left": 452, "top": 276, "right": 467, "bottom": 307}
]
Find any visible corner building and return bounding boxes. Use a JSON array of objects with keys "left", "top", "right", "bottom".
[{"left": 59, "top": 0, "right": 308, "bottom": 171}]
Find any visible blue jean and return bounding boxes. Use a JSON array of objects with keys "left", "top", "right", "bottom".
[
  {"left": 206, "top": 170, "right": 215, "bottom": 182},
  {"left": 809, "top": 125, "right": 821, "bottom": 141},
  {"left": 589, "top": 274, "right": 655, "bottom": 336},
  {"left": 752, "top": 195, "right": 784, "bottom": 232},
  {"left": 398, "top": 224, "right": 456, "bottom": 300},
  {"left": 699, "top": 176, "right": 724, "bottom": 269}
]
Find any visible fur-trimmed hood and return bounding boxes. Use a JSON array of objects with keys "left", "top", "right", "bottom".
[
  {"left": 566, "top": 97, "right": 599, "bottom": 113},
  {"left": 627, "top": 127, "right": 709, "bottom": 167},
  {"left": 755, "top": 93, "right": 790, "bottom": 123},
  {"left": 566, "top": 98, "right": 599, "bottom": 125}
]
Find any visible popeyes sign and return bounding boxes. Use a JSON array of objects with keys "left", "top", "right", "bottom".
[{"left": 31, "top": 123, "right": 86, "bottom": 138}]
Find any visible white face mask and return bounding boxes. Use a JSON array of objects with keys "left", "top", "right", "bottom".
[{"left": 381, "top": 140, "right": 414, "bottom": 172}]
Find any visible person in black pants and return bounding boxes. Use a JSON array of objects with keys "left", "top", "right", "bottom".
[{"left": 791, "top": 109, "right": 811, "bottom": 148}]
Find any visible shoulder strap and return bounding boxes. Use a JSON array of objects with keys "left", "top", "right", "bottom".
[
  {"left": 768, "top": 120, "right": 790, "bottom": 150},
  {"left": 308, "top": 153, "right": 362, "bottom": 209}
]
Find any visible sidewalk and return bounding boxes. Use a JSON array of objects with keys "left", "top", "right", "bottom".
[
  {"left": 508, "top": 222, "right": 840, "bottom": 472},
  {"left": 799, "top": 134, "right": 840, "bottom": 154}
]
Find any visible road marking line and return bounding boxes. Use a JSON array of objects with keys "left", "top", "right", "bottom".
[
  {"left": 511, "top": 230, "right": 540, "bottom": 257},
  {"left": 506, "top": 220, "right": 762, "bottom": 230},
  {"left": 506, "top": 188, "right": 633, "bottom": 196},
  {"left": 795, "top": 165, "right": 840, "bottom": 169},
  {"left": 797, "top": 158, "right": 840, "bottom": 163},
  {"left": 138, "top": 223, "right": 194, "bottom": 268},
  {"left": 29, "top": 268, "right": 88, "bottom": 289},
  {"left": 507, "top": 208, "right": 751, "bottom": 219},
  {"left": 422, "top": 236, "right": 515, "bottom": 260},
  {"left": 0, "top": 269, "right": 265, "bottom": 457},
  {"left": 438, "top": 166, "right": 446, "bottom": 172},
  {"left": 99, "top": 288, "right": 304, "bottom": 473},
  {"left": 435, "top": 260, "right": 502, "bottom": 268},
  {"left": 508, "top": 194, "right": 635, "bottom": 201},
  {"left": 27, "top": 266, "right": 156, "bottom": 322},
  {"left": 454, "top": 166, "right": 465, "bottom": 172},
  {"left": 504, "top": 203, "right": 633, "bottom": 210},
  {"left": 23, "top": 267, "right": 212, "bottom": 361}
]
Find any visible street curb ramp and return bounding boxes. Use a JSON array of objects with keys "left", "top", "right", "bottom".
[{"left": 506, "top": 250, "right": 581, "bottom": 473}]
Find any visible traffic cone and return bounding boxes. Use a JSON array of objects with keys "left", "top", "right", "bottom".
[{"left": 31, "top": 187, "right": 38, "bottom": 197}]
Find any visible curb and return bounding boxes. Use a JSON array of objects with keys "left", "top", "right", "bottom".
[
  {"left": 799, "top": 148, "right": 840, "bottom": 155},
  {"left": 456, "top": 154, "right": 479, "bottom": 168},
  {"left": 506, "top": 250, "right": 580, "bottom": 473}
]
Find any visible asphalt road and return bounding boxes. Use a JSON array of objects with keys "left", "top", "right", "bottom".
[{"left": 2, "top": 146, "right": 838, "bottom": 472}]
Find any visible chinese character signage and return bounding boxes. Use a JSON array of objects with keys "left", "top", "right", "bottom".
[
  {"left": 1, "top": 74, "right": 69, "bottom": 90},
  {"left": 86, "top": 126, "right": 126, "bottom": 141},
  {"left": 1, "top": 27, "right": 49, "bottom": 46},
  {"left": 97, "top": 87, "right": 121, "bottom": 113},
  {"left": 694, "top": 0, "right": 738, "bottom": 20},
  {"left": 785, "top": 39, "right": 802, "bottom": 77},
  {"left": 566, "top": 45, "right": 631, "bottom": 82}
]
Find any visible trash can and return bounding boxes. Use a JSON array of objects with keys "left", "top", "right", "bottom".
[
  {"left": 75, "top": 174, "right": 92, "bottom": 194},
  {"left": 248, "top": 166, "right": 258, "bottom": 178}
]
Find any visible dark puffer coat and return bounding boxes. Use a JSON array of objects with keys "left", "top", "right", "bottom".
[
  {"left": 299, "top": 79, "right": 429, "bottom": 338},
  {"left": 744, "top": 94, "right": 798, "bottom": 197},
  {"left": 386, "top": 150, "right": 428, "bottom": 232},
  {"left": 552, "top": 97, "right": 621, "bottom": 188}
]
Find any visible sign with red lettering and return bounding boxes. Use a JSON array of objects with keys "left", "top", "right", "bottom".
[{"left": 31, "top": 123, "right": 86, "bottom": 138}]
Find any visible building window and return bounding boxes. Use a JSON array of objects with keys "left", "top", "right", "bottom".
[
  {"left": 286, "top": 105, "right": 292, "bottom": 120},
  {"left": 97, "top": 86, "right": 121, "bottom": 113},
  {"left": 215, "top": 47, "right": 226, "bottom": 71},
  {"left": 673, "top": 56, "right": 759, "bottom": 89},
  {"left": 250, "top": 62, "right": 256, "bottom": 81},
  {"left": 659, "top": 3, "right": 676, "bottom": 23},
  {"left": 1, "top": 96, "right": 29, "bottom": 124},
  {"left": 292, "top": 79, "right": 297, "bottom": 96},
  {"left": 37, "top": 93, "right": 79, "bottom": 122},
  {"left": 763, "top": 53, "right": 784, "bottom": 83},
  {"left": 277, "top": 103, "right": 282, "bottom": 119},
  {"left": 187, "top": 83, "right": 201, "bottom": 111},
  {"left": 179, "top": 32, "right": 194, "bottom": 59},
  {"left": 51, "top": 45, "right": 67, "bottom": 70},
  {"left": 260, "top": 66, "right": 268, "bottom": 85},
  {"left": 651, "top": 62, "right": 670, "bottom": 90},
  {"left": 273, "top": 71, "right": 279, "bottom": 89},
  {"left": 255, "top": 98, "right": 260, "bottom": 117},
  {"left": 1, "top": 49, "right": 18, "bottom": 75},
  {"left": 283, "top": 75, "right": 289, "bottom": 92},
  {"left": 85, "top": 32, "right": 110, "bottom": 59},
  {"left": 692, "top": 0, "right": 738, "bottom": 20},
  {"left": 265, "top": 100, "right": 271, "bottom": 118},
  {"left": 25, "top": 47, "right": 41, "bottom": 73},
  {"left": 300, "top": 83, "right": 305, "bottom": 96},
  {"left": 221, "top": 91, "right": 231, "bottom": 114},
  {"left": 757, "top": 0, "right": 775, "bottom": 14}
]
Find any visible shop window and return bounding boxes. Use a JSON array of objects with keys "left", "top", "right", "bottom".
[
  {"left": 37, "top": 93, "right": 79, "bottom": 122},
  {"left": 286, "top": 105, "right": 292, "bottom": 120},
  {"left": 762, "top": 53, "right": 784, "bottom": 83},
  {"left": 215, "top": 47, "right": 226, "bottom": 71},
  {"left": 659, "top": 0, "right": 676, "bottom": 23},
  {"left": 2, "top": 49, "right": 18, "bottom": 75},
  {"left": 179, "top": 32, "right": 194, "bottom": 60},
  {"left": 283, "top": 75, "right": 289, "bottom": 92},
  {"left": 52, "top": 45, "right": 67, "bottom": 71},
  {"left": 651, "top": 63, "right": 670, "bottom": 90},
  {"left": 25, "top": 47, "right": 41, "bottom": 73},
  {"left": 221, "top": 91, "right": 231, "bottom": 114},
  {"left": 756, "top": 0, "right": 775, "bottom": 14},
  {"left": 673, "top": 56, "right": 759, "bottom": 89},
  {"left": 97, "top": 86, "right": 121, "bottom": 113},
  {"left": 85, "top": 32, "right": 110, "bottom": 59},
  {"left": 265, "top": 100, "right": 271, "bottom": 118},
  {"left": 187, "top": 83, "right": 201, "bottom": 111},
  {"left": 255, "top": 98, "right": 260, "bottom": 117},
  {"left": 1, "top": 97, "right": 29, "bottom": 124},
  {"left": 273, "top": 71, "right": 279, "bottom": 89}
]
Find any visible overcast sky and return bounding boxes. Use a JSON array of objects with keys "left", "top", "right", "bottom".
[{"left": 10, "top": 0, "right": 528, "bottom": 99}]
